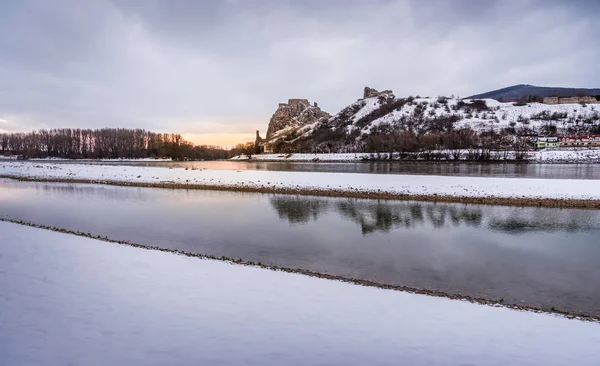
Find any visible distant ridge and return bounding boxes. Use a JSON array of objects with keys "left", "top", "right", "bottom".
[{"left": 467, "top": 84, "right": 600, "bottom": 101}]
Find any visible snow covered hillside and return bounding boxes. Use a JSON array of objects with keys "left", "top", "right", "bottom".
[{"left": 268, "top": 90, "right": 600, "bottom": 153}]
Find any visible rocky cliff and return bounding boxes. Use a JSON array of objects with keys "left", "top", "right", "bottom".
[{"left": 265, "top": 99, "right": 330, "bottom": 140}]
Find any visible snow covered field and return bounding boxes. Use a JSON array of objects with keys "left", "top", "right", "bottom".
[
  {"left": 1, "top": 221, "right": 599, "bottom": 366},
  {"left": 0, "top": 157, "right": 172, "bottom": 162},
  {"left": 538, "top": 149, "right": 600, "bottom": 163},
  {"left": 1, "top": 161, "right": 600, "bottom": 203},
  {"left": 231, "top": 149, "right": 600, "bottom": 163}
]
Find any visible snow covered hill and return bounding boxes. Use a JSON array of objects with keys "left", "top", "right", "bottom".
[{"left": 266, "top": 88, "right": 600, "bottom": 153}]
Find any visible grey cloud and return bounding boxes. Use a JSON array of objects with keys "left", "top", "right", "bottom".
[{"left": 0, "top": 0, "right": 598, "bottom": 144}]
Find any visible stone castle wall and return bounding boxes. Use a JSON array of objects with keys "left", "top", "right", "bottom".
[
  {"left": 363, "top": 86, "right": 393, "bottom": 99},
  {"left": 287, "top": 99, "right": 310, "bottom": 106},
  {"left": 543, "top": 96, "right": 599, "bottom": 104}
]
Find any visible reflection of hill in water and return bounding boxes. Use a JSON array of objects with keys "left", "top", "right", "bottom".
[
  {"left": 269, "top": 196, "right": 330, "bottom": 224},
  {"left": 335, "top": 201, "right": 483, "bottom": 234},
  {"left": 269, "top": 196, "right": 600, "bottom": 235},
  {"left": 270, "top": 196, "right": 483, "bottom": 234},
  {"left": 487, "top": 216, "right": 598, "bottom": 234}
]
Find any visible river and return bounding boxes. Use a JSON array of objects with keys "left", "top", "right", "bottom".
[{"left": 1, "top": 178, "right": 599, "bottom": 317}]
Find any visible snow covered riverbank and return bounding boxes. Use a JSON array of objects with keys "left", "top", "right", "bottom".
[
  {"left": 231, "top": 149, "right": 600, "bottom": 163},
  {"left": 1, "top": 161, "right": 600, "bottom": 207},
  {"left": 0, "top": 157, "right": 172, "bottom": 162},
  {"left": 2, "top": 221, "right": 599, "bottom": 365}
]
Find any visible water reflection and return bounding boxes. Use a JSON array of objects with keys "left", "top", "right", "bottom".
[
  {"left": 3, "top": 179, "right": 600, "bottom": 236},
  {"left": 270, "top": 196, "right": 599, "bottom": 235},
  {"left": 336, "top": 201, "right": 483, "bottom": 234},
  {"left": 270, "top": 196, "right": 329, "bottom": 224},
  {"left": 488, "top": 216, "right": 597, "bottom": 234},
  {"left": 2, "top": 178, "right": 600, "bottom": 317}
]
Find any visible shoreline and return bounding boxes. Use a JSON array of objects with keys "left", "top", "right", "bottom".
[
  {"left": 230, "top": 149, "right": 600, "bottom": 164},
  {"left": 2, "top": 174, "right": 600, "bottom": 209},
  {"left": 238, "top": 158, "right": 535, "bottom": 164},
  {"left": 5, "top": 158, "right": 600, "bottom": 166},
  {"left": 1, "top": 217, "right": 597, "bottom": 322},
  {"left": 238, "top": 159, "right": 598, "bottom": 164}
]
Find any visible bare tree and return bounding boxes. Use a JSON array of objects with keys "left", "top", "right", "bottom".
[{"left": 0, "top": 128, "right": 230, "bottom": 160}]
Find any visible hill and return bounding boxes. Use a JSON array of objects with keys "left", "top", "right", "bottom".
[
  {"left": 467, "top": 84, "right": 600, "bottom": 101},
  {"left": 260, "top": 87, "right": 600, "bottom": 154}
]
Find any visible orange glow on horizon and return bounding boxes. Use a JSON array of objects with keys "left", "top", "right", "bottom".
[{"left": 182, "top": 133, "right": 256, "bottom": 149}]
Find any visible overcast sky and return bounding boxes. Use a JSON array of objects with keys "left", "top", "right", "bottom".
[{"left": 1, "top": 0, "right": 599, "bottom": 146}]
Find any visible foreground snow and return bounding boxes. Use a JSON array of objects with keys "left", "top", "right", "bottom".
[
  {"left": 0, "top": 157, "right": 172, "bottom": 162},
  {"left": 231, "top": 149, "right": 600, "bottom": 163},
  {"left": 1, "top": 221, "right": 599, "bottom": 365},
  {"left": 1, "top": 161, "right": 600, "bottom": 201}
]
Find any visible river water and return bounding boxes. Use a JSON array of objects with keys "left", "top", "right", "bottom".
[
  {"left": 4, "top": 221, "right": 598, "bottom": 366},
  {"left": 1, "top": 178, "right": 599, "bottom": 317},
  {"left": 6, "top": 159, "right": 600, "bottom": 179}
]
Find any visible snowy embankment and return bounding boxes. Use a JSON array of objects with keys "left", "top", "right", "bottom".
[
  {"left": 231, "top": 149, "right": 600, "bottom": 163},
  {"left": 0, "top": 157, "right": 172, "bottom": 162},
  {"left": 1, "top": 161, "right": 600, "bottom": 207},
  {"left": 2, "top": 221, "right": 599, "bottom": 365}
]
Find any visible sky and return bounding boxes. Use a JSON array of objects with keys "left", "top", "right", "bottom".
[{"left": 1, "top": 0, "right": 599, "bottom": 147}]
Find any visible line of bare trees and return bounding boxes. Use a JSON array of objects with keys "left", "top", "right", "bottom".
[
  {"left": 0, "top": 128, "right": 230, "bottom": 160},
  {"left": 360, "top": 128, "right": 531, "bottom": 160}
]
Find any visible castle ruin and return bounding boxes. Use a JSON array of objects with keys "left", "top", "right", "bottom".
[
  {"left": 543, "top": 96, "right": 599, "bottom": 105},
  {"left": 255, "top": 98, "right": 330, "bottom": 154},
  {"left": 362, "top": 86, "right": 394, "bottom": 99}
]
